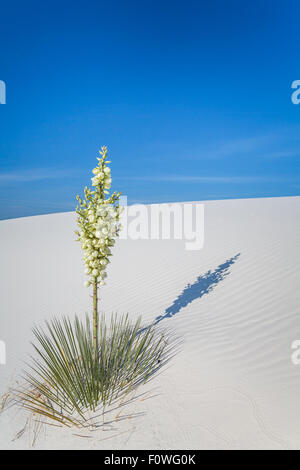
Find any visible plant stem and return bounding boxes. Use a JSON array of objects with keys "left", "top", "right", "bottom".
[{"left": 93, "top": 280, "right": 98, "bottom": 354}]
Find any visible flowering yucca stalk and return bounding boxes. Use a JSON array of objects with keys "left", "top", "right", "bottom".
[{"left": 75, "top": 146, "right": 122, "bottom": 352}]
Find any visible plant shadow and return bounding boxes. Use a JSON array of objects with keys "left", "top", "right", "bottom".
[{"left": 154, "top": 253, "right": 240, "bottom": 326}]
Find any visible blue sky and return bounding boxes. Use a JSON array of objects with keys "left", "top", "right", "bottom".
[{"left": 1, "top": 0, "right": 300, "bottom": 219}]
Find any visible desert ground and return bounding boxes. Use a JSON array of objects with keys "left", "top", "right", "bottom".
[{"left": 0, "top": 196, "right": 300, "bottom": 449}]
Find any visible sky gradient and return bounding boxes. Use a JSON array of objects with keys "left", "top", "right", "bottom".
[{"left": 1, "top": 0, "right": 300, "bottom": 219}]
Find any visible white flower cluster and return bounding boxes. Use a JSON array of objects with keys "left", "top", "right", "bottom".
[
  {"left": 91, "top": 164, "right": 111, "bottom": 189},
  {"left": 76, "top": 147, "right": 122, "bottom": 288}
]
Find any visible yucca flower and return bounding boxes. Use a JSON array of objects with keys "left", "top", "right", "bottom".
[{"left": 76, "top": 146, "right": 122, "bottom": 351}]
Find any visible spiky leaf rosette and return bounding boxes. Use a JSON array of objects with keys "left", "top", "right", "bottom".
[
  {"left": 75, "top": 147, "right": 122, "bottom": 287},
  {"left": 16, "top": 314, "right": 174, "bottom": 427}
]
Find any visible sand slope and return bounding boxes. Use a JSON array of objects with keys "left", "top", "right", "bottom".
[{"left": 0, "top": 196, "right": 300, "bottom": 449}]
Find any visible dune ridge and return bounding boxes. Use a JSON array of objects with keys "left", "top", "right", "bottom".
[{"left": 0, "top": 196, "right": 300, "bottom": 449}]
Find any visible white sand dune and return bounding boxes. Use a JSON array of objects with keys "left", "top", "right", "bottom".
[{"left": 0, "top": 196, "right": 300, "bottom": 449}]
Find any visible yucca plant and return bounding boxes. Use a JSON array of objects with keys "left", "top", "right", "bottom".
[
  {"left": 16, "top": 314, "right": 172, "bottom": 427},
  {"left": 10, "top": 148, "right": 176, "bottom": 432}
]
